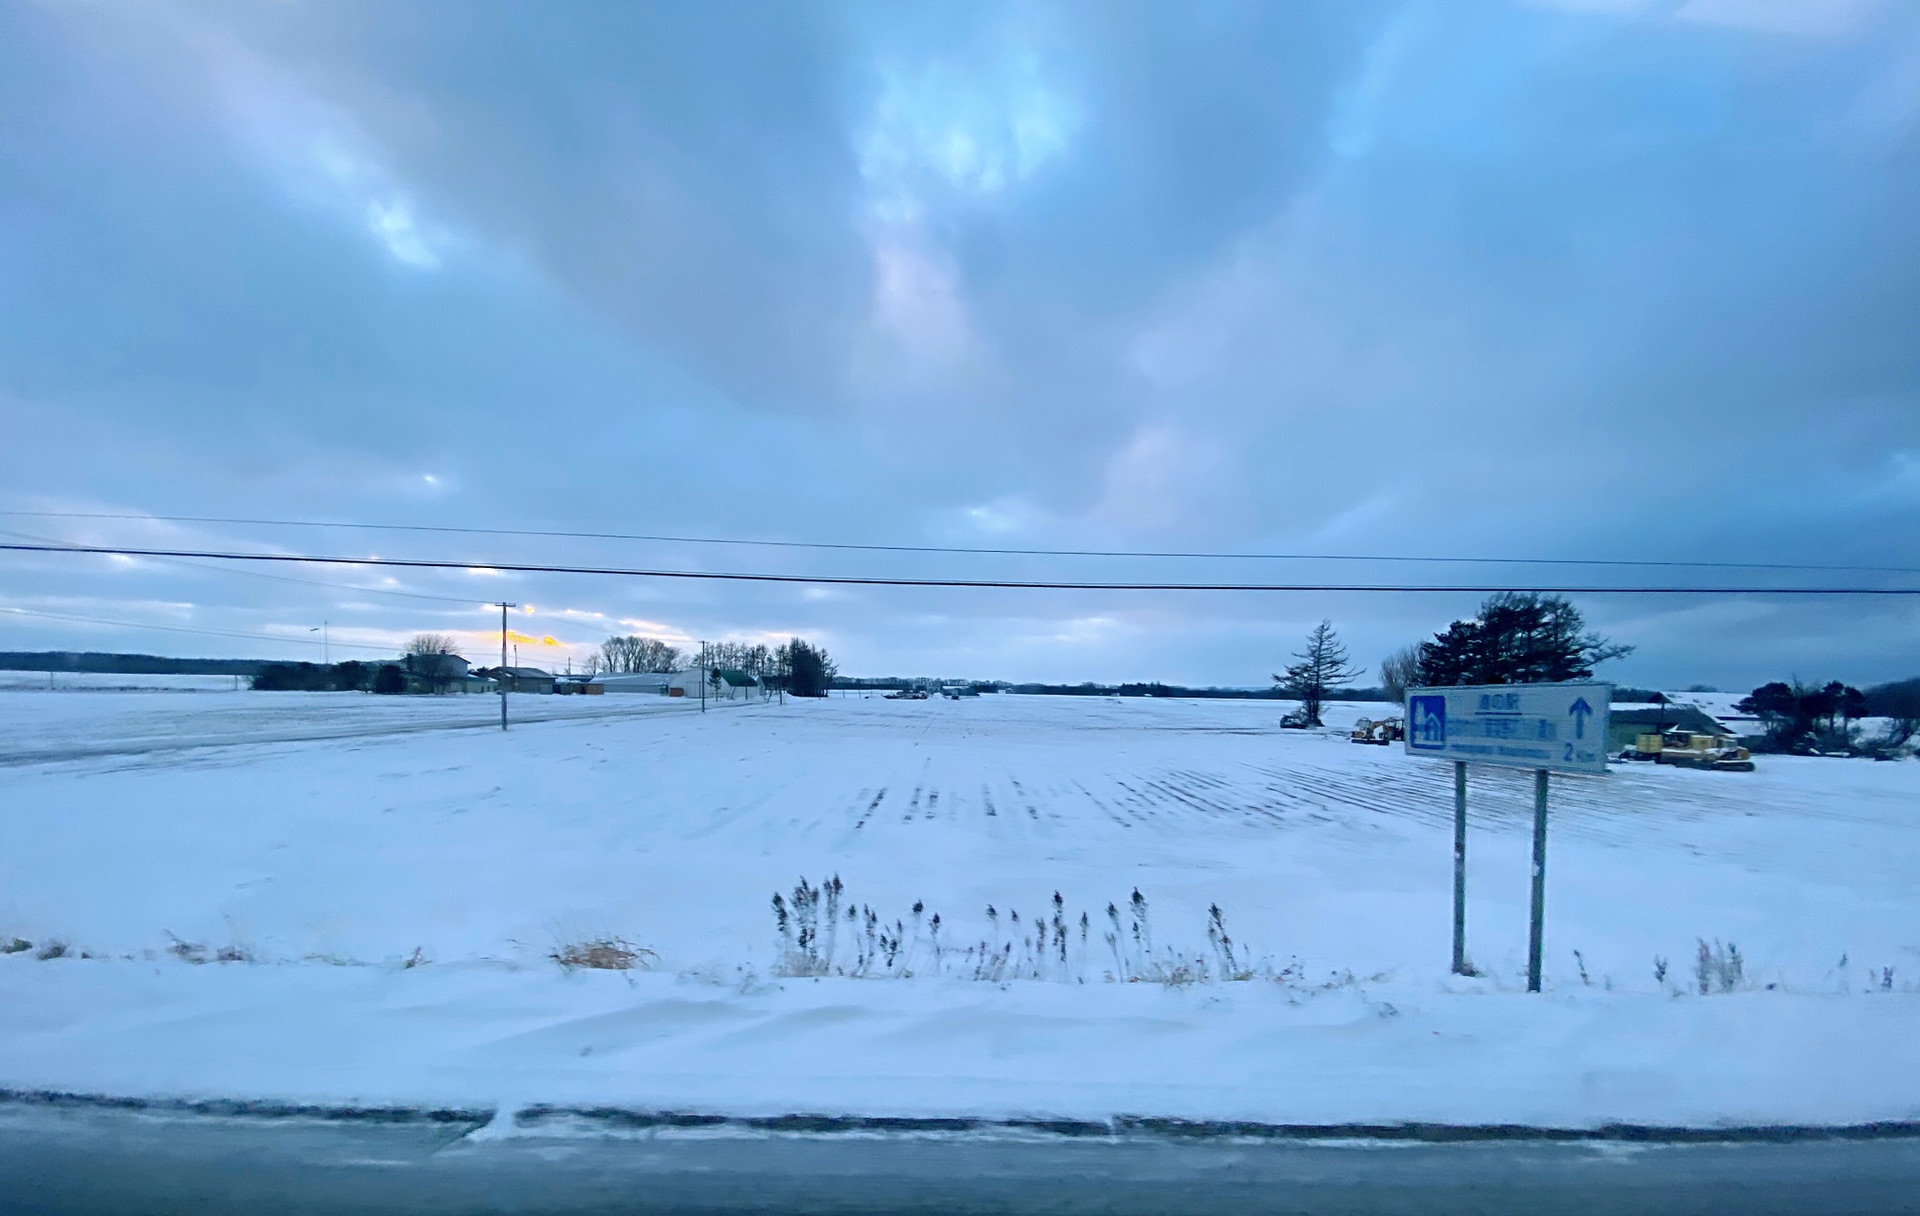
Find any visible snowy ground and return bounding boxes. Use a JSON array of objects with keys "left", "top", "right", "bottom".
[
  {"left": 0, "top": 691, "right": 1915, "bottom": 1129},
  {"left": 0, "top": 686, "right": 724, "bottom": 764}
]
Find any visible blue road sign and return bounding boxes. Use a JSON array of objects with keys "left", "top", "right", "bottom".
[{"left": 1401, "top": 683, "right": 1612, "bottom": 775}]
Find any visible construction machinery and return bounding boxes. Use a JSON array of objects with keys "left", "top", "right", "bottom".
[
  {"left": 1620, "top": 729, "right": 1755, "bottom": 772},
  {"left": 1349, "top": 717, "right": 1404, "bottom": 745}
]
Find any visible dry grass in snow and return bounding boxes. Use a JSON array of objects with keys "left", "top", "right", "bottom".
[{"left": 551, "top": 938, "right": 655, "bottom": 972}]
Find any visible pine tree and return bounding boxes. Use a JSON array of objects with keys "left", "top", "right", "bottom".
[{"left": 1415, "top": 593, "right": 1631, "bottom": 687}]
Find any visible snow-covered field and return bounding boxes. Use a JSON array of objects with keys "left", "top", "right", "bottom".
[
  {"left": 0, "top": 686, "right": 717, "bottom": 764},
  {"left": 1, "top": 691, "right": 1915, "bottom": 1129}
]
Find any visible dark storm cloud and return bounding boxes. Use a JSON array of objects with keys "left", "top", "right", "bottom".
[{"left": 1, "top": 0, "right": 1917, "bottom": 687}]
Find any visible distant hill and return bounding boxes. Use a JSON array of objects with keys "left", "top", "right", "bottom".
[{"left": 0, "top": 651, "right": 268, "bottom": 677}]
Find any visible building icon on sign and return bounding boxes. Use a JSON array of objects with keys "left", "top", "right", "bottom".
[{"left": 1409, "top": 695, "right": 1447, "bottom": 750}]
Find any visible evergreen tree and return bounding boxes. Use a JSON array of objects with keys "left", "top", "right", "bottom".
[
  {"left": 1416, "top": 593, "right": 1630, "bottom": 686},
  {"left": 777, "top": 637, "right": 837, "bottom": 697},
  {"left": 1274, "top": 619, "right": 1361, "bottom": 727}
]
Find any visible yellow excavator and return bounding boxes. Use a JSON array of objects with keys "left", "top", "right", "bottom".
[{"left": 1350, "top": 717, "right": 1404, "bottom": 745}]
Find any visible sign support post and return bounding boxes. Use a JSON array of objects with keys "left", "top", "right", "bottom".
[
  {"left": 1452, "top": 760, "right": 1468, "bottom": 975},
  {"left": 1528, "top": 768, "right": 1549, "bottom": 993}
]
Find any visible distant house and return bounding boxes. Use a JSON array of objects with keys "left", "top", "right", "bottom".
[
  {"left": 480, "top": 666, "right": 555, "bottom": 694},
  {"left": 388, "top": 652, "right": 482, "bottom": 694}
]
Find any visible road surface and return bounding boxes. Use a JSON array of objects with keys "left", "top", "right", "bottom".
[{"left": 3, "top": 1102, "right": 1919, "bottom": 1215}]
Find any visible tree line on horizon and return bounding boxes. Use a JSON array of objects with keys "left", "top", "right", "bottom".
[
  {"left": 1276, "top": 592, "right": 1631, "bottom": 727},
  {"left": 1734, "top": 679, "right": 1917, "bottom": 755},
  {"left": 1276, "top": 595, "right": 1917, "bottom": 753},
  {"left": 588, "top": 634, "right": 839, "bottom": 697}
]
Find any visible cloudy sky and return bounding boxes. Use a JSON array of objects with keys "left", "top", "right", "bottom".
[{"left": 3, "top": 0, "right": 1918, "bottom": 689}]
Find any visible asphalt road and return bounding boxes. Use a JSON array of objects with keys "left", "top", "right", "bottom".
[{"left": 4, "top": 1104, "right": 1920, "bottom": 1215}]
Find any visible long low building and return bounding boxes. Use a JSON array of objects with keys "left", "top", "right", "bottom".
[
  {"left": 589, "top": 669, "right": 762, "bottom": 699},
  {"left": 474, "top": 666, "right": 555, "bottom": 694},
  {"left": 1605, "top": 703, "right": 1740, "bottom": 753},
  {"left": 597, "top": 672, "right": 674, "bottom": 694}
]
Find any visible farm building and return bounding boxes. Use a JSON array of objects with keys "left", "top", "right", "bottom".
[
  {"left": 597, "top": 673, "right": 673, "bottom": 694},
  {"left": 1605, "top": 704, "right": 1733, "bottom": 753},
  {"left": 659, "top": 668, "right": 759, "bottom": 700},
  {"left": 482, "top": 666, "right": 555, "bottom": 694},
  {"left": 664, "top": 670, "right": 705, "bottom": 698}
]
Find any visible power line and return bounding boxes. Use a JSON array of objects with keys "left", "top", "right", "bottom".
[
  {"left": 0, "top": 604, "right": 396, "bottom": 653},
  {"left": 0, "top": 526, "right": 484, "bottom": 606},
  {"left": 4, "top": 542, "right": 1917, "bottom": 595},
  {"left": 5, "top": 509, "right": 1914, "bottom": 576}
]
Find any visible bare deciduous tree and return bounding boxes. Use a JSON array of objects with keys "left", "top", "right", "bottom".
[
  {"left": 1379, "top": 644, "right": 1422, "bottom": 704},
  {"left": 1275, "top": 619, "right": 1361, "bottom": 728},
  {"left": 406, "top": 633, "right": 461, "bottom": 657},
  {"left": 600, "top": 636, "right": 682, "bottom": 674},
  {"left": 703, "top": 641, "right": 773, "bottom": 676}
]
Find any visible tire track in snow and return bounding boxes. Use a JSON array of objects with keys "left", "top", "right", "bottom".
[
  {"left": 1008, "top": 777, "right": 1041, "bottom": 821},
  {"left": 1073, "top": 778, "right": 1133, "bottom": 829},
  {"left": 853, "top": 788, "right": 887, "bottom": 831},
  {"left": 904, "top": 759, "right": 930, "bottom": 823}
]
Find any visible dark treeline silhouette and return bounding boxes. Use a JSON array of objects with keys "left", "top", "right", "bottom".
[
  {"left": 1867, "top": 677, "right": 1920, "bottom": 721},
  {"left": 1010, "top": 682, "right": 1396, "bottom": 702},
  {"left": 0, "top": 651, "right": 265, "bottom": 676},
  {"left": 1737, "top": 678, "right": 1918, "bottom": 755},
  {"left": 253, "top": 661, "right": 374, "bottom": 692}
]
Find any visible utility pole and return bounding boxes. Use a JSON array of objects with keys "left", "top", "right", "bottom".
[
  {"left": 494, "top": 602, "right": 517, "bottom": 730},
  {"left": 699, "top": 641, "right": 707, "bottom": 714}
]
